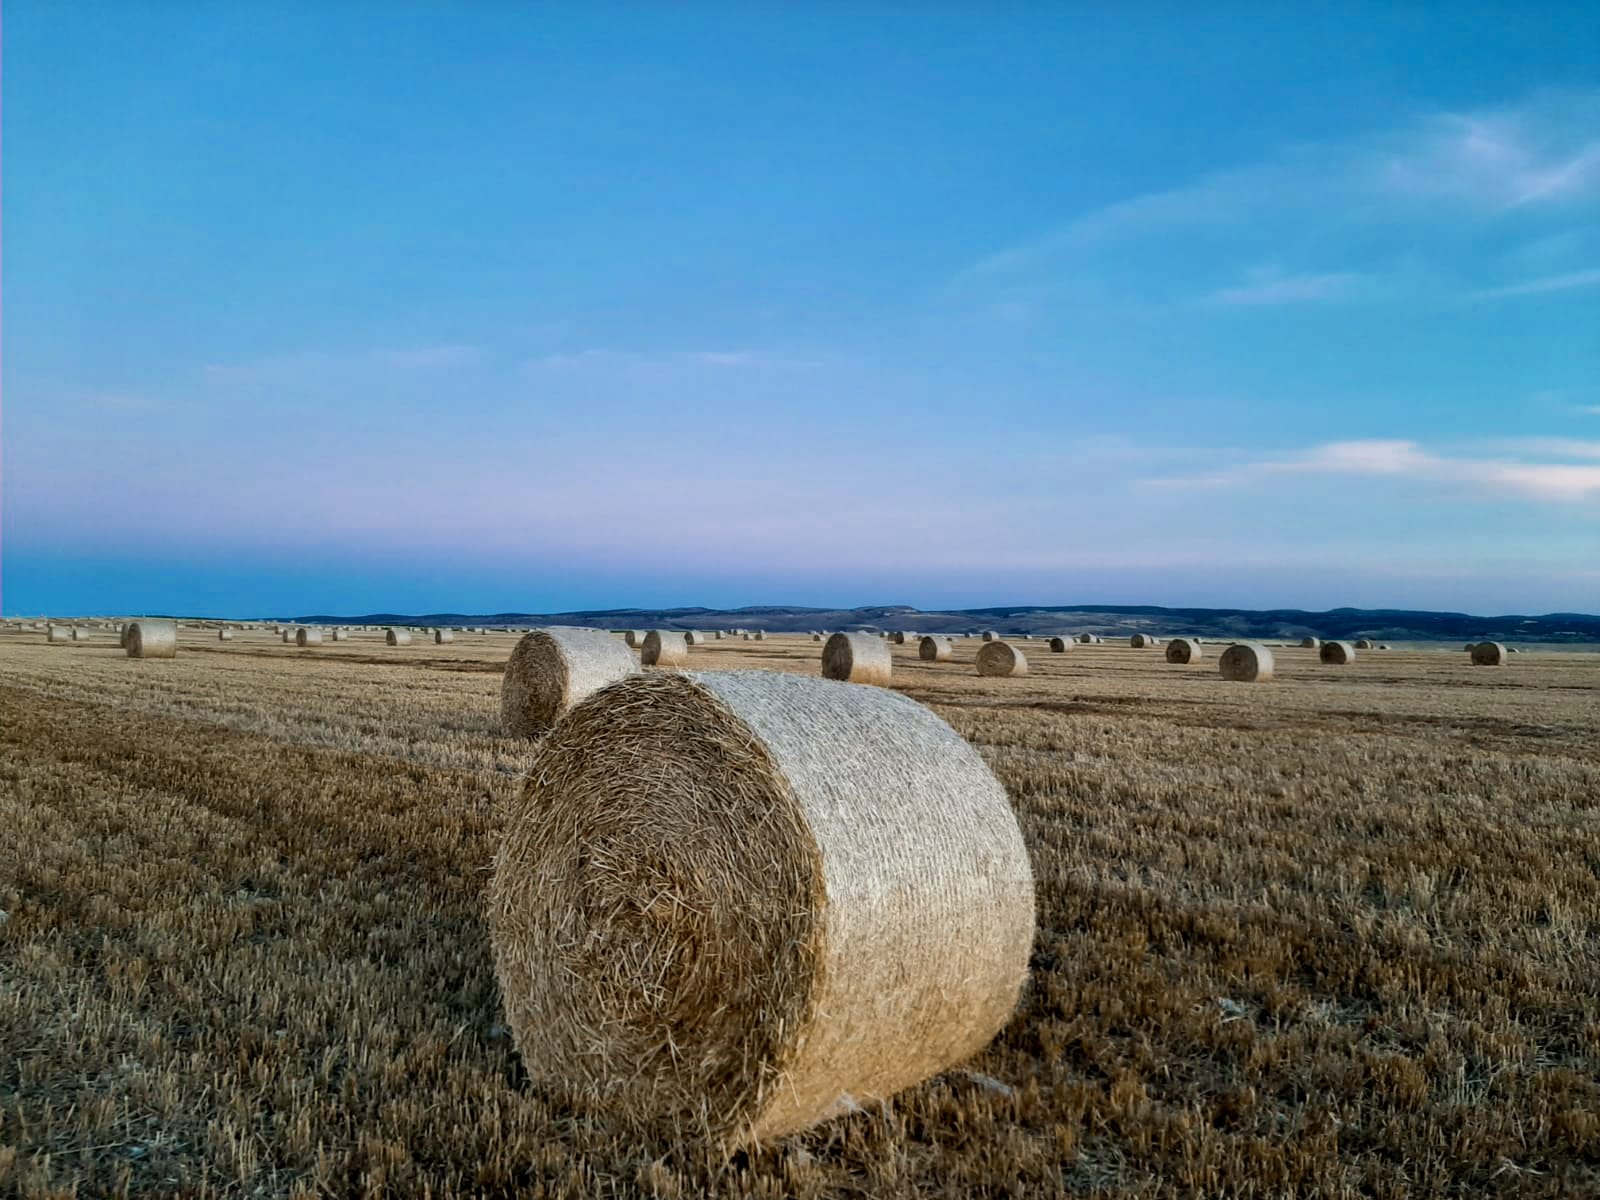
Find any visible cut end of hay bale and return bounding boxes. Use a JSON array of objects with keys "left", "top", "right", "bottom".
[
  {"left": 487, "top": 669, "right": 1035, "bottom": 1144},
  {"left": 1165, "top": 638, "right": 1202, "bottom": 664},
  {"left": 1471, "top": 641, "right": 1507, "bottom": 666},
  {"left": 1219, "top": 642, "right": 1273, "bottom": 682},
  {"left": 975, "top": 641, "right": 1026, "bottom": 677},
  {"left": 821, "top": 632, "right": 893, "bottom": 685},
  {"left": 502, "top": 627, "right": 641, "bottom": 738},
  {"left": 125, "top": 619, "right": 178, "bottom": 660},
  {"left": 918, "top": 635, "right": 953, "bottom": 662},
  {"left": 642, "top": 630, "right": 689, "bottom": 667}
]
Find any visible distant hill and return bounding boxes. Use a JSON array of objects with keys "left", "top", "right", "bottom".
[{"left": 292, "top": 603, "right": 1600, "bottom": 644}]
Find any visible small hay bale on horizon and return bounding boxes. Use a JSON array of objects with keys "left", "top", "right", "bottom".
[
  {"left": 642, "top": 630, "right": 689, "bottom": 667},
  {"left": 502, "top": 626, "right": 641, "bottom": 737},
  {"left": 1219, "top": 642, "right": 1273, "bottom": 682},
  {"left": 975, "top": 641, "right": 1026, "bottom": 677},
  {"left": 981, "top": 630, "right": 999, "bottom": 642},
  {"left": 1354, "top": 639, "right": 1375, "bottom": 650},
  {"left": 1165, "top": 637, "right": 1202, "bottom": 664},
  {"left": 1130, "top": 633, "right": 1156, "bottom": 648},
  {"left": 125, "top": 619, "right": 178, "bottom": 660},
  {"left": 1049, "top": 636, "right": 1070, "bottom": 653},
  {"left": 1300, "top": 637, "right": 1321, "bottom": 649},
  {"left": 488, "top": 669, "right": 1034, "bottom": 1144},
  {"left": 918, "top": 635, "right": 953, "bottom": 662},
  {"left": 822, "top": 632, "right": 892, "bottom": 685},
  {"left": 1320, "top": 641, "right": 1356, "bottom": 665}
]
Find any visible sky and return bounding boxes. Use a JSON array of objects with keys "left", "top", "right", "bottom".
[{"left": 5, "top": 2, "right": 1599, "bottom": 617}]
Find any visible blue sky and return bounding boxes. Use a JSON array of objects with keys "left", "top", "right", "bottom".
[{"left": 5, "top": 3, "right": 1599, "bottom": 617}]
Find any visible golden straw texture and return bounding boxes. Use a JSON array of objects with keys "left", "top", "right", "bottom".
[
  {"left": 488, "top": 670, "right": 1035, "bottom": 1145},
  {"left": 918, "top": 636, "right": 953, "bottom": 662},
  {"left": 1320, "top": 641, "right": 1356, "bottom": 665},
  {"left": 1472, "top": 641, "right": 1507, "bottom": 666},
  {"left": 501, "top": 627, "right": 640, "bottom": 738},
  {"left": 642, "top": 630, "right": 688, "bottom": 667},
  {"left": 1219, "top": 642, "right": 1273, "bottom": 682},
  {"left": 125, "top": 620, "right": 178, "bottom": 660},
  {"left": 1165, "top": 638, "right": 1202, "bottom": 664},
  {"left": 385, "top": 629, "right": 412, "bottom": 646},
  {"left": 975, "top": 641, "right": 1026, "bottom": 677},
  {"left": 296, "top": 628, "right": 324, "bottom": 647},
  {"left": 821, "top": 633, "right": 892, "bottom": 685}
]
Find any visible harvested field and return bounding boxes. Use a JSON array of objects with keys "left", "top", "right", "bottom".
[{"left": 2, "top": 626, "right": 1599, "bottom": 1197}]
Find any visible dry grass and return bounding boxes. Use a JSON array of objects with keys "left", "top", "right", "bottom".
[{"left": 2, "top": 627, "right": 1599, "bottom": 1197}]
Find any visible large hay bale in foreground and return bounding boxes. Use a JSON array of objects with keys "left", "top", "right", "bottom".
[
  {"left": 125, "top": 620, "right": 178, "bottom": 660},
  {"left": 642, "top": 630, "right": 688, "bottom": 667},
  {"left": 975, "top": 641, "right": 1026, "bottom": 677},
  {"left": 1320, "top": 641, "right": 1355, "bottom": 665},
  {"left": 822, "top": 632, "right": 892, "bottom": 685},
  {"left": 47, "top": 625, "right": 72, "bottom": 644},
  {"left": 296, "top": 628, "right": 324, "bottom": 647},
  {"left": 918, "top": 635, "right": 953, "bottom": 662},
  {"left": 1219, "top": 642, "right": 1273, "bottom": 682},
  {"left": 1471, "top": 641, "right": 1506, "bottom": 666},
  {"left": 1049, "top": 636, "right": 1070, "bottom": 653},
  {"left": 1165, "top": 638, "right": 1202, "bottom": 664},
  {"left": 385, "top": 628, "right": 412, "bottom": 646},
  {"left": 489, "top": 670, "right": 1035, "bottom": 1143},
  {"left": 502, "top": 627, "right": 641, "bottom": 737}
]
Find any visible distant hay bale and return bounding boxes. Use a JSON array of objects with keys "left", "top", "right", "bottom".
[
  {"left": 71, "top": 628, "right": 91, "bottom": 641},
  {"left": 217, "top": 629, "right": 234, "bottom": 641},
  {"left": 1130, "top": 634, "right": 1156, "bottom": 648},
  {"left": 281, "top": 630, "right": 296, "bottom": 644},
  {"left": 811, "top": 632, "right": 824, "bottom": 642},
  {"left": 332, "top": 629, "right": 350, "bottom": 641},
  {"left": 981, "top": 630, "right": 998, "bottom": 642},
  {"left": 1464, "top": 642, "right": 1478, "bottom": 652},
  {"left": 1320, "top": 641, "right": 1356, "bottom": 665},
  {"left": 1049, "top": 636, "right": 1070, "bottom": 653},
  {"left": 918, "top": 635, "right": 953, "bottom": 662},
  {"left": 742, "top": 633, "right": 753, "bottom": 640},
  {"left": 385, "top": 628, "right": 412, "bottom": 646},
  {"left": 297, "top": 628, "right": 324, "bottom": 647},
  {"left": 624, "top": 631, "right": 645, "bottom": 648},
  {"left": 502, "top": 627, "right": 641, "bottom": 737},
  {"left": 714, "top": 631, "right": 725, "bottom": 640},
  {"left": 975, "top": 641, "right": 1026, "bottom": 677},
  {"left": 1507, "top": 646, "right": 1520, "bottom": 654},
  {"left": 753, "top": 631, "right": 765, "bottom": 641},
  {"left": 642, "top": 630, "right": 688, "bottom": 667},
  {"left": 488, "top": 669, "right": 1034, "bottom": 1143},
  {"left": 125, "top": 619, "right": 178, "bottom": 660},
  {"left": 47, "top": 625, "right": 73, "bottom": 644},
  {"left": 822, "top": 632, "right": 893, "bottom": 685},
  {"left": 1300, "top": 637, "right": 1321, "bottom": 649},
  {"left": 435, "top": 629, "right": 454, "bottom": 644},
  {"left": 1354, "top": 639, "right": 1375, "bottom": 650},
  {"left": 1471, "top": 641, "right": 1506, "bottom": 666},
  {"left": 1218, "top": 642, "right": 1273, "bottom": 682},
  {"left": 685, "top": 631, "right": 707, "bottom": 645},
  {"left": 1378, "top": 643, "right": 1391, "bottom": 650},
  {"left": 1075, "top": 633, "right": 1094, "bottom": 644},
  {"left": 1165, "top": 638, "right": 1202, "bottom": 664},
  {"left": 892, "top": 631, "right": 912, "bottom": 644}
]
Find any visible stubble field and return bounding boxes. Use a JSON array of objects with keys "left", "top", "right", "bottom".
[{"left": 1, "top": 626, "right": 1597, "bottom": 1198}]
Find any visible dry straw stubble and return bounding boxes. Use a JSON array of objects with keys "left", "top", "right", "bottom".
[
  {"left": 642, "top": 630, "right": 688, "bottom": 667},
  {"left": 488, "top": 669, "right": 1035, "bottom": 1144},
  {"left": 821, "top": 632, "right": 893, "bottom": 685},
  {"left": 501, "top": 626, "right": 640, "bottom": 738}
]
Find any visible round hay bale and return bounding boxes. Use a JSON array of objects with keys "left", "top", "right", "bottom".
[
  {"left": 434, "top": 629, "right": 454, "bottom": 644},
  {"left": 742, "top": 633, "right": 753, "bottom": 640},
  {"left": 296, "top": 628, "right": 324, "bottom": 647},
  {"left": 624, "top": 631, "right": 645, "bottom": 648},
  {"left": 918, "top": 635, "right": 953, "bottom": 662},
  {"left": 1354, "top": 639, "right": 1375, "bottom": 650},
  {"left": 1464, "top": 642, "right": 1478, "bottom": 652},
  {"left": 125, "top": 619, "right": 178, "bottom": 660},
  {"left": 1320, "top": 641, "right": 1356, "bottom": 665},
  {"left": 1075, "top": 633, "right": 1094, "bottom": 644},
  {"left": 1471, "top": 641, "right": 1506, "bottom": 666},
  {"left": 1049, "top": 636, "right": 1070, "bottom": 653},
  {"left": 975, "top": 641, "right": 1026, "bottom": 677},
  {"left": 488, "top": 669, "right": 1035, "bottom": 1143},
  {"left": 980, "top": 630, "right": 998, "bottom": 642},
  {"left": 753, "top": 631, "right": 766, "bottom": 641},
  {"left": 71, "top": 627, "right": 91, "bottom": 641},
  {"left": 1300, "top": 637, "right": 1321, "bottom": 649},
  {"left": 892, "top": 631, "right": 912, "bottom": 644},
  {"left": 281, "top": 630, "right": 296, "bottom": 644},
  {"left": 811, "top": 632, "right": 824, "bottom": 642},
  {"left": 1378, "top": 643, "right": 1391, "bottom": 650},
  {"left": 1218, "top": 642, "right": 1273, "bottom": 682},
  {"left": 1130, "top": 634, "right": 1155, "bottom": 648},
  {"left": 332, "top": 628, "right": 350, "bottom": 641},
  {"left": 642, "top": 630, "right": 688, "bottom": 667},
  {"left": 502, "top": 627, "right": 642, "bottom": 737},
  {"left": 47, "top": 625, "right": 73, "bottom": 644},
  {"left": 714, "top": 631, "right": 725, "bottom": 640},
  {"left": 1165, "top": 638, "right": 1202, "bottom": 664},
  {"left": 385, "top": 628, "right": 412, "bottom": 646},
  {"left": 685, "top": 631, "right": 707, "bottom": 646},
  {"left": 217, "top": 629, "right": 234, "bottom": 641},
  {"left": 1507, "top": 646, "right": 1520, "bottom": 654},
  {"left": 821, "top": 632, "right": 892, "bottom": 685}
]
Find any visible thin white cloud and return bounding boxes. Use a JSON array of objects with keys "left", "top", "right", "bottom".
[
  {"left": 1467, "top": 267, "right": 1600, "bottom": 300},
  {"left": 524, "top": 347, "right": 820, "bottom": 372},
  {"left": 1208, "top": 270, "right": 1365, "bottom": 306}
]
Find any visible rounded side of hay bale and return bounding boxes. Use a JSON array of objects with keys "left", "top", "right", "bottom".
[
  {"left": 71, "top": 628, "right": 91, "bottom": 641},
  {"left": 1049, "top": 636, "right": 1069, "bottom": 653},
  {"left": 714, "top": 631, "right": 725, "bottom": 640},
  {"left": 1320, "top": 641, "right": 1355, "bottom": 665},
  {"left": 297, "top": 628, "right": 325, "bottom": 647},
  {"left": 332, "top": 628, "right": 350, "bottom": 641},
  {"left": 980, "top": 630, "right": 998, "bottom": 642},
  {"left": 217, "top": 629, "right": 234, "bottom": 641},
  {"left": 917, "top": 635, "right": 953, "bottom": 662},
  {"left": 1464, "top": 642, "right": 1478, "bottom": 652},
  {"left": 820, "top": 633, "right": 892, "bottom": 685},
  {"left": 1075, "top": 633, "right": 1093, "bottom": 644},
  {"left": 753, "top": 631, "right": 766, "bottom": 641},
  {"left": 125, "top": 619, "right": 178, "bottom": 660},
  {"left": 434, "top": 629, "right": 454, "bottom": 644},
  {"left": 975, "top": 641, "right": 1026, "bottom": 677},
  {"left": 623, "top": 630, "right": 645, "bottom": 648},
  {"left": 1165, "top": 638, "right": 1202, "bottom": 664},
  {"left": 811, "top": 632, "right": 824, "bottom": 642},
  {"left": 1130, "top": 633, "right": 1153, "bottom": 648},
  {"left": 685, "top": 631, "right": 706, "bottom": 646},
  {"left": 502, "top": 627, "right": 642, "bottom": 737},
  {"left": 48, "top": 625, "right": 75, "bottom": 644},
  {"left": 488, "top": 670, "right": 1035, "bottom": 1143},
  {"left": 1300, "top": 637, "right": 1321, "bottom": 649},
  {"left": 385, "top": 628, "right": 412, "bottom": 646},
  {"left": 1471, "top": 641, "right": 1506, "bottom": 666},
  {"left": 642, "top": 630, "right": 689, "bottom": 667},
  {"left": 1218, "top": 642, "right": 1273, "bottom": 682},
  {"left": 1354, "top": 639, "right": 1375, "bottom": 650}
]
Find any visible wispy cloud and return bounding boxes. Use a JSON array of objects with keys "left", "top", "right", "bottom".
[
  {"left": 1148, "top": 437, "right": 1600, "bottom": 503},
  {"left": 952, "top": 88, "right": 1600, "bottom": 310},
  {"left": 524, "top": 347, "right": 820, "bottom": 372}
]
